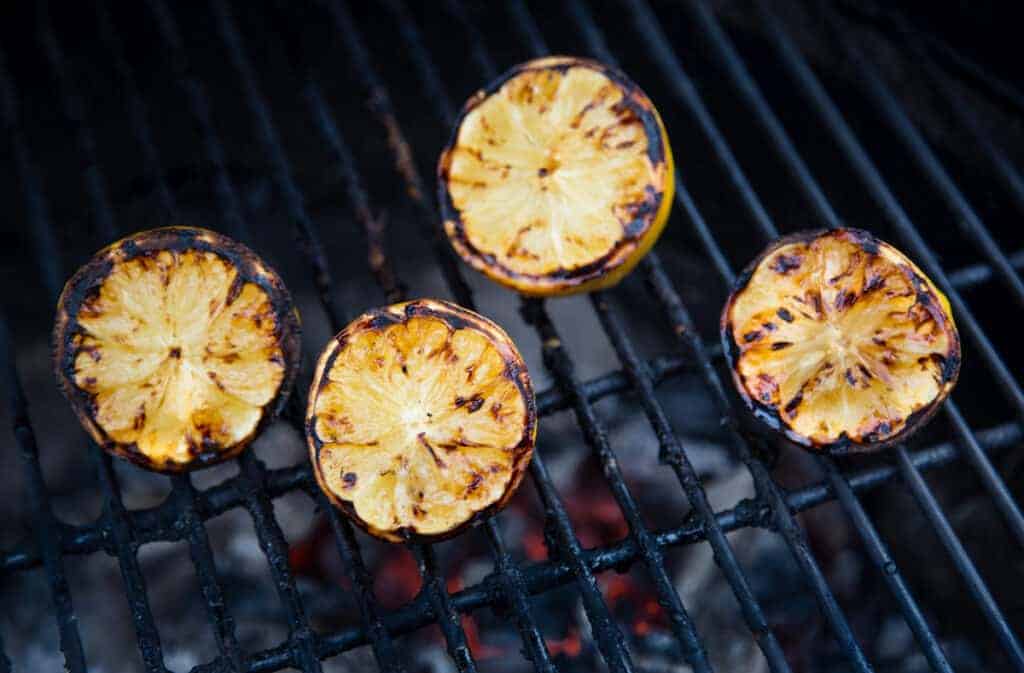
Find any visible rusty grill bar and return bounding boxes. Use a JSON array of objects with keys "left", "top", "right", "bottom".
[{"left": 1, "top": 1, "right": 1022, "bottom": 673}]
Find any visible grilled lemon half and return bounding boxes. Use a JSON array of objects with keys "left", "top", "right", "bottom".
[
  {"left": 722, "top": 228, "right": 960, "bottom": 453},
  {"left": 54, "top": 227, "right": 301, "bottom": 472},
  {"left": 438, "top": 56, "right": 674, "bottom": 296},
  {"left": 306, "top": 299, "right": 536, "bottom": 542}
]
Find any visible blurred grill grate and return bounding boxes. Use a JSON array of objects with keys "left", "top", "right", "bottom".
[{"left": 1, "top": 1, "right": 1023, "bottom": 673}]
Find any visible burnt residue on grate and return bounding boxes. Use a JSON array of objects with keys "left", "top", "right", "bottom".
[{"left": 2, "top": 2, "right": 1024, "bottom": 673}]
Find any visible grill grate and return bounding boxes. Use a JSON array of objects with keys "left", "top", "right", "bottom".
[{"left": 1, "top": 1, "right": 1023, "bottom": 672}]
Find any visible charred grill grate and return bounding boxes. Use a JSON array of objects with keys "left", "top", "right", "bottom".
[{"left": 1, "top": 1, "right": 1023, "bottom": 672}]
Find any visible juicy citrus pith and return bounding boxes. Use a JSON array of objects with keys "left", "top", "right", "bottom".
[
  {"left": 439, "top": 56, "right": 674, "bottom": 296},
  {"left": 722, "top": 228, "right": 960, "bottom": 453},
  {"left": 306, "top": 299, "right": 536, "bottom": 542},
  {"left": 54, "top": 227, "right": 301, "bottom": 472}
]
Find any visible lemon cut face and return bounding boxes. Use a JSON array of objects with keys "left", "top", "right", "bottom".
[
  {"left": 54, "top": 227, "right": 301, "bottom": 472},
  {"left": 722, "top": 228, "right": 960, "bottom": 453},
  {"left": 307, "top": 300, "right": 536, "bottom": 542},
  {"left": 439, "top": 56, "right": 674, "bottom": 296}
]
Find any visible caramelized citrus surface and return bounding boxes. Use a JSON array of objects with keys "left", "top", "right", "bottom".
[
  {"left": 55, "top": 228, "right": 299, "bottom": 471},
  {"left": 307, "top": 300, "right": 535, "bottom": 541},
  {"left": 440, "top": 56, "right": 673, "bottom": 296},
  {"left": 723, "top": 228, "right": 959, "bottom": 451}
]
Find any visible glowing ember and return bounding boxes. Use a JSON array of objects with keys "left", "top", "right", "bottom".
[{"left": 547, "top": 627, "right": 582, "bottom": 657}]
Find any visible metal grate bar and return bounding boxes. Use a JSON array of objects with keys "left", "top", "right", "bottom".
[
  {"left": 504, "top": 5, "right": 788, "bottom": 670},
  {"left": 947, "top": 251, "right": 1024, "bottom": 290},
  {"left": 824, "top": 9, "right": 1024, "bottom": 311},
  {"left": 4, "top": 415, "right": 1013, "bottom": 668},
  {"left": 0, "top": 40, "right": 88, "bottom": 673},
  {"left": 366, "top": 1, "right": 652, "bottom": 670},
  {"left": 684, "top": 0, "right": 1024, "bottom": 555},
  {"left": 145, "top": 0, "right": 248, "bottom": 239},
  {"left": 0, "top": 314, "right": 87, "bottom": 673},
  {"left": 638, "top": 2, "right": 1020, "bottom": 669},
  {"left": 282, "top": 44, "right": 409, "bottom": 673},
  {"left": 4, "top": 28, "right": 171, "bottom": 672},
  {"left": 316, "top": 498, "right": 406, "bottom": 673},
  {"left": 745, "top": 4, "right": 1024, "bottom": 666},
  {"left": 589, "top": 291, "right": 794, "bottom": 673},
  {"left": 0, "top": 629, "right": 9, "bottom": 673},
  {"left": 236, "top": 455, "right": 322, "bottom": 673},
  {"left": 41, "top": 4, "right": 247, "bottom": 669},
  {"left": 676, "top": 0, "right": 840, "bottom": 230},
  {"left": 895, "top": 447, "right": 1024, "bottom": 669},
  {"left": 214, "top": 419, "right": 1024, "bottom": 668},
  {"left": 410, "top": 545, "right": 478, "bottom": 673},
  {"left": 294, "top": 3, "right": 556, "bottom": 668},
  {"left": 204, "top": 1, "right": 482, "bottom": 670},
  {"left": 526, "top": 450, "right": 636, "bottom": 672},
  {"left": 564, "top": 2, "right": 878, "bottom": 670},
  {"left": 326, "top": 0, "right": 474, "bottom": 310},
  {"left": 756, "top": 4, "right": 1024, "bottom": 423},
  {"left": 300, "top": 81, "right": 403, "bottom": 303},
  {"left": 524, "top": 299, "right": 713, "bottom": 672},
  {"left": 372, "top": 3, "right": 642, "bottom": 669},
  {"left": 37, "top": 2, "right": 115, "bottom": 242},
  {"left": 817, "top": 460, "right": 954, "bottom": 673},
  {"left": 479, "top": 523, "right": 558, "bottom": 673},
  {"left": 381, "top": 0, "right": 458, "bottom": 128},
  {"left": 95, "top": 0, "right": 175, "bottom": 217},
  {"left": 652, "top": 4, "right": 969, "bottom": 670},
  {"left": 169, "top": 473, "right": 245, "bottom": 671}
]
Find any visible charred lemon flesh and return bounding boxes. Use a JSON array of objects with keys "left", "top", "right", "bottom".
[
  {"left": 439, "top": 56, "right": 674, "bottom": 296},
  {"left": 722, "top": 228, "right": 959, "bottom": 452},
  {"left": 54, "top": 227, "right": 300, "bottom": 471},
  {"left": 307, "top": 300, "right": 535, "bottom": 542}
]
